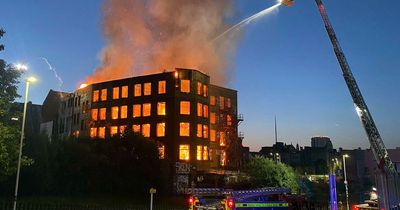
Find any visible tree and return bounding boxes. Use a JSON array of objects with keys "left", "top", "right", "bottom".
[
  {"left": 245, "top": 156, "right": 299, "bottom": 192},
  {"left": 0, "top": 28, "right": 25, "bottom": 182},
  {"left": 46, "top": 130, "right": 170, "bottom": 196}
]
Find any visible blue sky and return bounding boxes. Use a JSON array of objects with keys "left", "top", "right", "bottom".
[{"left": 1, "top": 0, "right": 399, "bottom": 151}]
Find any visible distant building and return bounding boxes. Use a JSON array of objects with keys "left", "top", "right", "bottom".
[
  {"left": 311, "top": 136, "right": 333, "bottom": 150},
  {"left": 41, "top": 68, "right": 244, "bottom": 193},
  {"left": 259, "top": 137, "right": 337, "bottom": 175},
  {"left": 340, "top": 147, "right": 400, "bottom": 186},
  {"left": 9, "top": 102, "right": 42, "bottom": 137},
  {"left": 40, "top": 90, "right": 70, "bottom": 141}
]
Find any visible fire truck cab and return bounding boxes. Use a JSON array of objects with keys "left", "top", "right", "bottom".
[{"left": 187, "top": 188, "right": 290, "bottom": 210}]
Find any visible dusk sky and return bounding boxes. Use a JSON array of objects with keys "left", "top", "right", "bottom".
[{"left": 1, "top": 0, "right": 399, "bottom": 151}]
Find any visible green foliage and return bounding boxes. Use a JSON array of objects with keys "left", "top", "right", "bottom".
[
  {"left": 0, "top": 122, "right": 20, "bottom": 181},
  {"left": 0, "top": 38, "right": 24, "bottom": 181},
  {"left": 1, "top": 130, "right": 170, "bottom": 196},
  {"left": 244, "top": 156, "right": 299, "bottom": 192},
  {"left": 0, "top": 60, "right": 22, "bottom": 121}
]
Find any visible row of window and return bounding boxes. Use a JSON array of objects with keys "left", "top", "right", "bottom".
[
  {"left": 210, "top": 96, "right": 232, "bottom": 110},
  {"left": 92, "top": 81, "right": 166, "bottom": 102},
  {"left": 91, "top": 103, "right": 166, "bottom": 121},
  {"left": 92, "top": 79, "right": 214, "bottom": 102},
  {"left": 179, "top": 145, "right": 225, "bottom": 165},
  {"left": 196, "top": 82, "right": 208, "bottom": 97},
  {"left": 89, "top": 122, "right": 227, "bottom": 146},
  {"left": 178, "top": 145, "right": 209, "bottom": 161},
  {"left": 90, "top": 123, "right": 166, "bottom": 138},
  {"left": 91, "top": 101, "right": 219, "bottom": 121}
]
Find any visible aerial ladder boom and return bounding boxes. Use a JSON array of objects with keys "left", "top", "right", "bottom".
[
  {"left": 313, "top": 0, "right": 399, "bottom": 208},
  {"left": 314, "top": 0, "right": 395, "bottom": 174}
]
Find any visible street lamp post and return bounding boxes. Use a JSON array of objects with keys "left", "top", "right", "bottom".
[
  {"left": 13, "top": 74, "right": 36, "bottom": 210},
  {"left": 342, "top": 154, "right": 350, "bottom": 210}
]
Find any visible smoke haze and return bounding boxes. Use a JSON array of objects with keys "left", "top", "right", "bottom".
[{"left": 85, "top": 0, "right": 238, "bottom": 85}]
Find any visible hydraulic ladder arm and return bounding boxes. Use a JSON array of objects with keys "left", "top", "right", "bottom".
[{"left": 314, "top": 0, "right": 396, "bottom": 175}]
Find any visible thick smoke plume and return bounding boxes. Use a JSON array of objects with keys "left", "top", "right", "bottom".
[{"left": 85, "top": 0, "right": 238, "bottom": 85}]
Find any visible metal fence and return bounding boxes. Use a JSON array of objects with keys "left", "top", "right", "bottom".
[{"left": 0, "top": 202, "right": 187, "bottom": 210}]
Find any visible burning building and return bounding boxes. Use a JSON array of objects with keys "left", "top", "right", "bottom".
[{"left": 42, "top": 68, "right": 243, "bottom": 191}]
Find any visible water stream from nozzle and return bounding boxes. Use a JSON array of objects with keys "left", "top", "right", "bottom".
[{"left": 213, "top": 3, "right": 281, "bottom": 42}]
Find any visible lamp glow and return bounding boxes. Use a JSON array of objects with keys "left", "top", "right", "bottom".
[{"left": 27, "top": 77, "right": 37, "bottom": 83}]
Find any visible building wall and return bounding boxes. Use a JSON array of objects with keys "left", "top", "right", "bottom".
[{"left": 51, "top": 68, "right": 241, "bottom": 173}]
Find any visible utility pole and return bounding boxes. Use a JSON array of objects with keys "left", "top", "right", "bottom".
[{"left": 274, "top": 116, "right": 278, "bottom": 144}]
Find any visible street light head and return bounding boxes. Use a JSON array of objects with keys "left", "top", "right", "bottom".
[
  {"left": 344, "top": 154, "right": 349, "bottom": 158},
  {"left": 27, "top": 77, "right": 37, "bottom": 83},
  {"left": 15, "top": 63, "right": 28, "bottom": 71}
]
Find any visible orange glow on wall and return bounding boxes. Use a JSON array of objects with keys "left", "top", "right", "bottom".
[
  {"left": 99, "top": 108, "right": 107, "bottom": 120},
  {"left": 203, "top": 85, "right": 208, "bottom": 97},
  {"left": 180, "top": 101, "right": 190, "bottom": 115},
  {"left": 90, "top": 127, "right": 97, "bottom": 138},
  {"left": 180, "top": 122, "right": 190, "bottom": 136},
  {"left": 197, "top": 124, "right": 202, "bottom": 138},
  {"left": 157, "top": 102, "right": 166, "bottom": 115},
  {"left": 158, "top": 80, "right": 166, "bottom": 94},
  {"left": 91, "top": 109, "right": 98, "bottom": 121},
  {"left": 227, "top": 114, "right": 232, "bottom": 126},
  {"left": 133, "top": 104, "right": 141, "bottom": 117},
  {"left": 110, "top": 126, "right": 118, "bottom": 136},
  {"left": 119, "top": 125, "right": 127, "bottom": 134},
  {"left": 157, "top": 122, "right": 165, "bottom": 137},
  {"left": 203, "top": 125, "right": 209, "bottom": 138},
  {"left": 144, "top": 82, "right": 151, "bottom": 95},
  {"left": 203, "top": 146, "right": 209, "bottom": 160},
  {"left": 121, "top": 85, "right": 128, "bottom": 98},
  {"left": 210, "top": 96, "right": 216, "bottom": 106},
  {"left": 134, "top": 84, "right": 141, "bottom": 97},
  {"left": 111, "top": 106, "right": 119, "bottom": 119},
  {"left": 180, "top": 80, "right": 190, "bottom": 93},
  {"left": 113, "top": 87, "right": 119, "bottom": 99},
  {"left": 92, "top": 90, "right": 99, "bottom": 102},
  {"left": 197, "top": 145, "right": 202, "bottom": 160},
  {"left": 120, "top": 105, "right": 128, "bottom": 119},
  {"left": 210, "top": 112, "right": 216, "bottom": 124},
  {"left": 98, "top": 127, "right": 106, "bottom": 139},
  {"left": 221, "top": 151, "right": 226, "bottom": 166},
  {"left": 142, "top": 123, "right": 150, "bottom": 137},
  {"left": 101, "top": 89, "right": 107, "bottom": 101},
  {"left": 220, "top": 132, "right": 226, "bottom": 146},
  {"left": 219, "top": 96, "right": 224, "bottom": 110},
  {"left": 133, "top": 124, "right": 140, "bottom": 133},
  {"left": 203, "top": 105, "right": 209, "bottom": 118},
  {"left": 210, "top": 129, "right": 216, "bottom": 141},
  {"left": 197, "top": 103, "right": 203, "bottom": 117},
  {"left": 197, "top": 82, "right": 202, "bottom": 95},
  {"left": 143, "top": 103, "right": 151, "bottom": 117},
  {"left": 179, "top": 144, "right": 190, "bottom": 160}
]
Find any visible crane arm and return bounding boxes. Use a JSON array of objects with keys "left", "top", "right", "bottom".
[{"left": 314, "top": 0, "right": 396, "bottom": 174}]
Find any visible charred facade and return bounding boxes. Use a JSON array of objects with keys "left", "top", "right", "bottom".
[{"left": 43, "top": 69, "right": 242, "bottom": 175}]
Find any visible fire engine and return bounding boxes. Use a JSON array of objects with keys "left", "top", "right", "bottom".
[{"left": 187, "top": 188, "right": 291, "bottom": 210}]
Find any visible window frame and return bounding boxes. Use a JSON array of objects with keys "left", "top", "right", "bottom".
[
  {"left": 158, "top": 80, "right": 166, "bottom": 94},
  {"left": 144, "top": 82, "right": 152, "bottom": 96},
  {"left": 179, "top": 122, "right": 190, "bottom": 137},
  {"left": 179, "top": 144, "right": 190, "bottom": 161}
]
